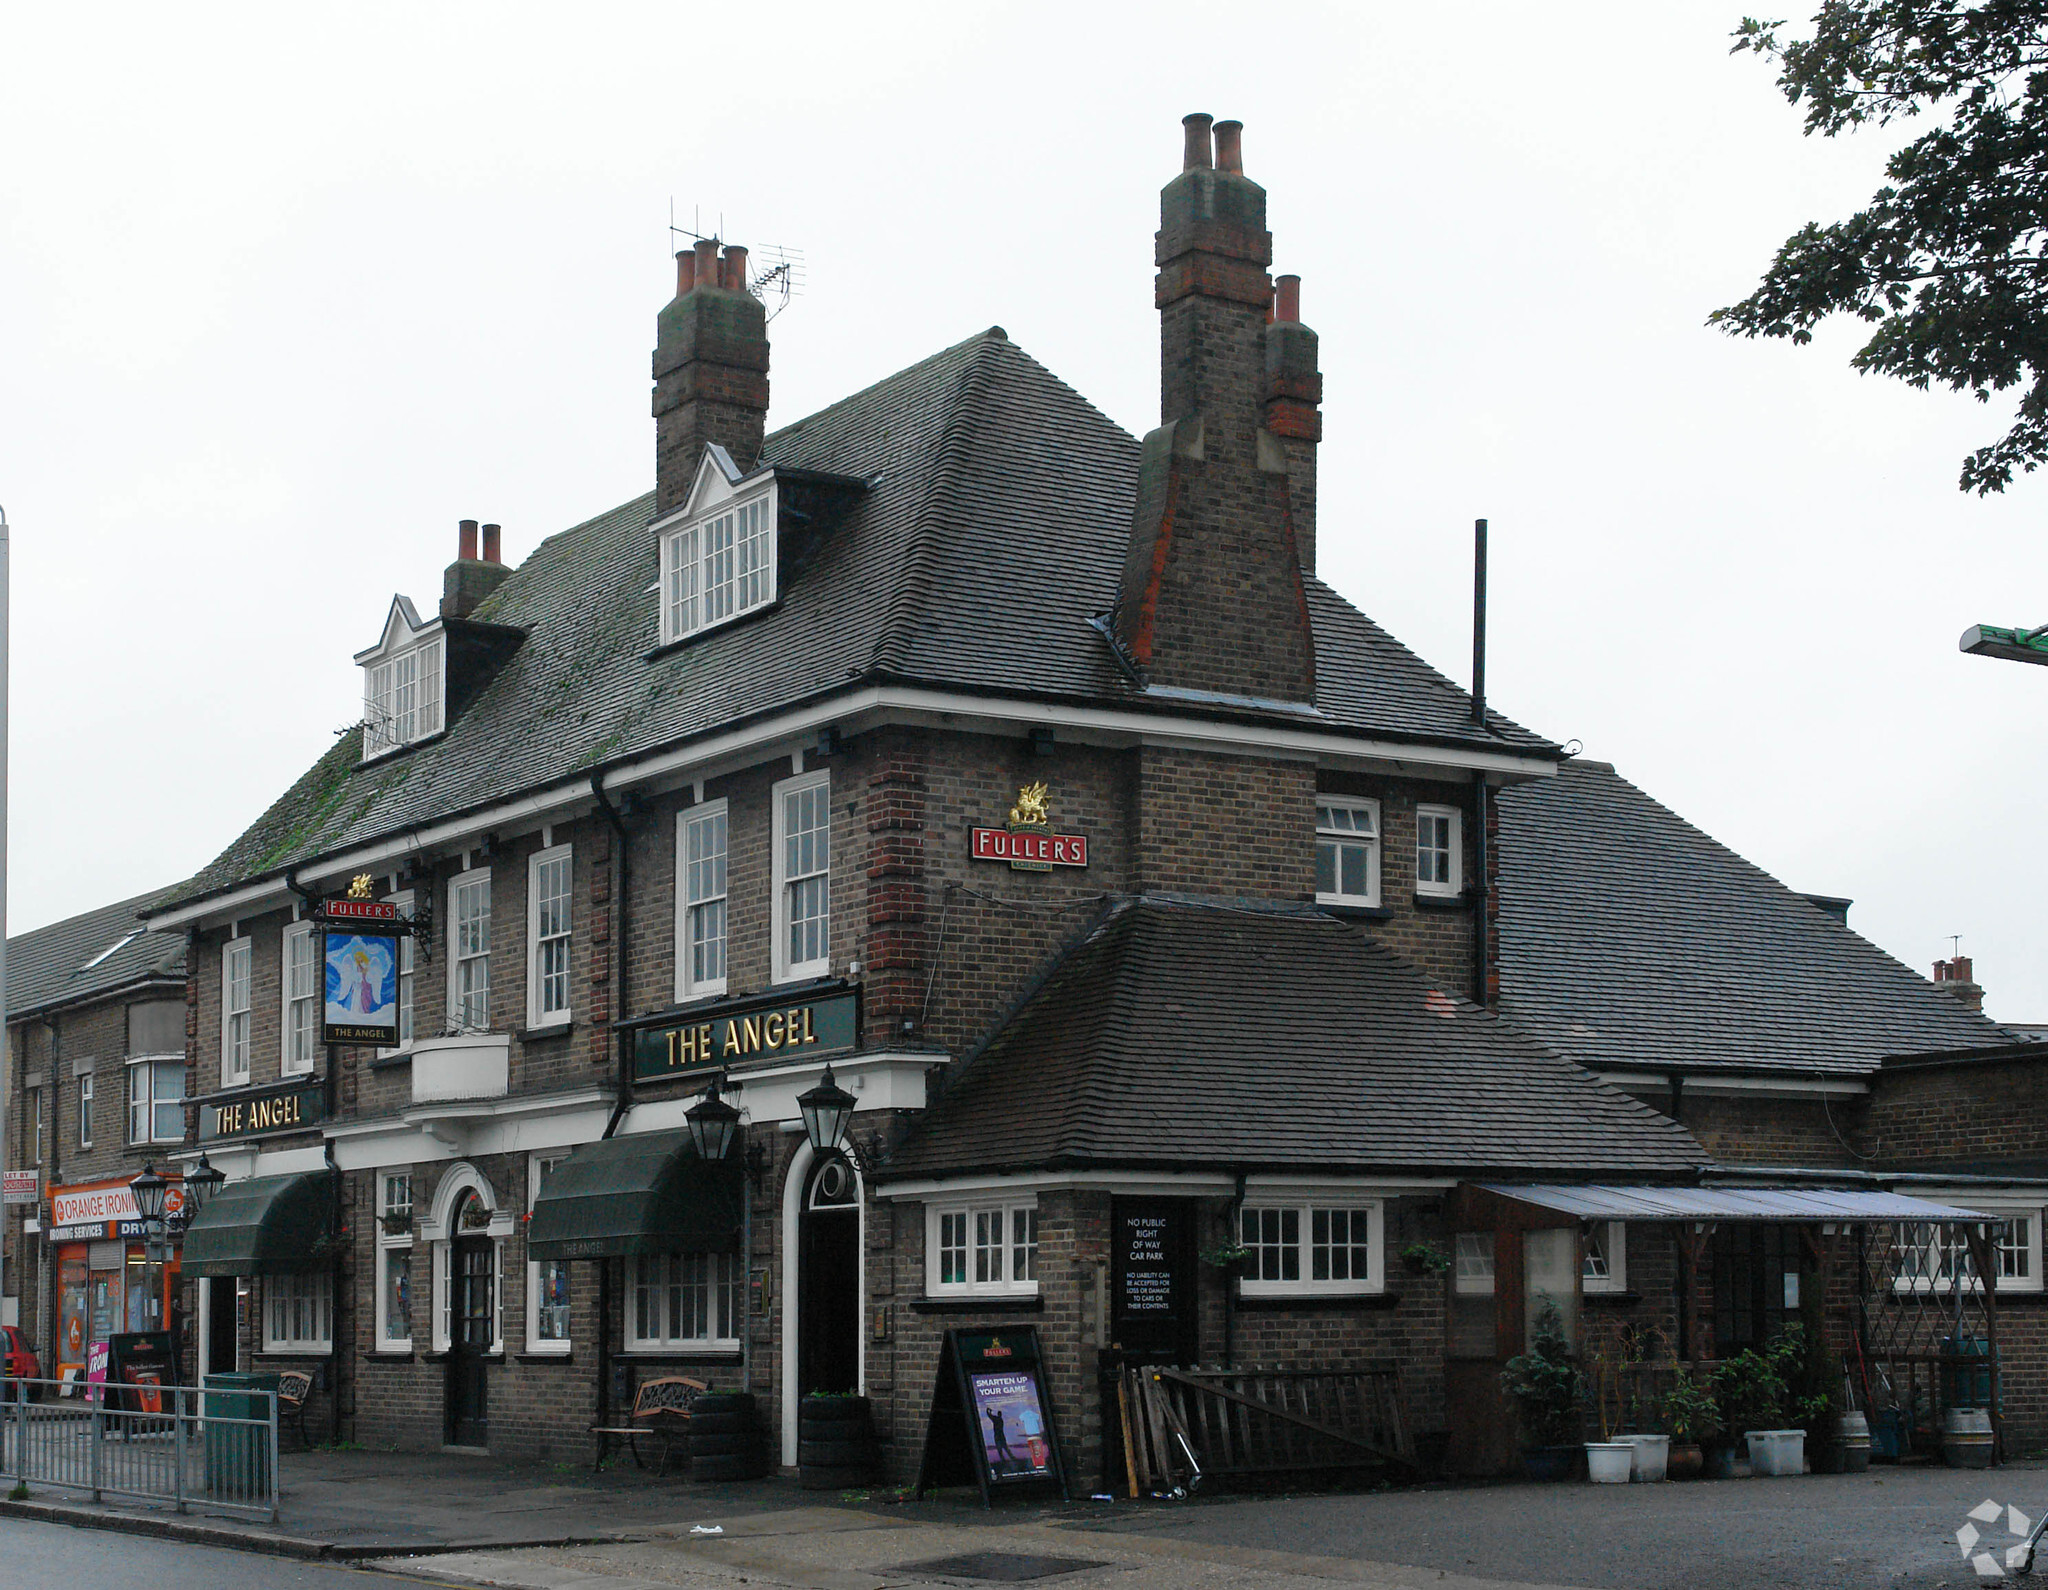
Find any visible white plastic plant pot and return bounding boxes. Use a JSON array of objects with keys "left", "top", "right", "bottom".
[
  {"left": 1744, "top": 1429, "right": 1806, "bottom": 1477},
  {"left": 1620, "top": 1433, "right": 1669, "bottom": 1481},
  {"left": 1585, "top": 1441, "right": 1634, "bottom": 1484}
]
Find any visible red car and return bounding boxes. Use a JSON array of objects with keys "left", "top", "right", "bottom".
[{"left": 2, "top": 1325, "right": 41, "bottom": 1394}]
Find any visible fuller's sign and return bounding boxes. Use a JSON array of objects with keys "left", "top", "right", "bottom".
[
  {"left": 202, "top": 1081, "right": 327, "bottom": 1142},
  {"left": 633, "top": 989, "right": 858, "bottom": 1082},
  {"left": 971, "top": 781, "right": 1089, "bottom": 872}
]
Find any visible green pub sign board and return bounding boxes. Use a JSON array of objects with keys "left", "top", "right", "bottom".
[
  {"left": 202, "top": 1081, "right": 327, "bottom": 1142},
  {"left": 633, "top": 990, "right": 857, "bottom": 1082}
]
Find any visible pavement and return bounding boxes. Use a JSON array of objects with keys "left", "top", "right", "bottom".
[{"left": 9, "top": 1449, "right": 2048, "bottom": 1588}]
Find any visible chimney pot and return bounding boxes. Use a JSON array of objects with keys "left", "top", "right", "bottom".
[
  {"left": 675, "top": 250, "right": 696, "bottom": 296},
  {"left": 1182, "top": 113, "right": 1214, "bottom": 171},
  {"left": 693, "top": 237, "right": 720, "bottom": 289},
  {"left": 481, "top": 523, "right": 502, "bottom": 564},
  {"left": 1274, "top": 274, "right": 1300, "bottom": 323},
  {"left": 1213, "top": 119, "right": 1244, "bottom": 175},
  {"left": 722, "top": 244, "right": 749, "bottom": 293},
  {"left": 458, "top": 519, "right": 479, "bottom": 562}
]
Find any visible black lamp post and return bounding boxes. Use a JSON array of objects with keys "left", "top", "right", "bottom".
[
  {"left": 685, "top": 1074, "right": 742, "bottom": 1163},
  {"left": 797, "top": 1064, "right": 872, "bottom": 1173},
  {"left": 130, "top": 1164, "right": 171, "bottom": 1331}
]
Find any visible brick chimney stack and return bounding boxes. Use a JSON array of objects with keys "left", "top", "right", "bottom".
[
  {"left": 1116, "top": 114, "right": 1315, "bottom": 702},
  {"left": 653, "top": 240, "right": 770, "bottom": 515},
  {"left": 1932, "top": 954, "right": 1985, "bottom": 1012},
  {"left": 442, "top": 519, "right": 511, "bottom": 620},
  {"left": 1267, "top": 273, "right": 1322, "bottom": 572}
]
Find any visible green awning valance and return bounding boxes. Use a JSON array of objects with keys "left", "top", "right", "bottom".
[
  {"left": 180, "top": 1170, "right": 334, "bottom": 1277},
  {"left": 528, "top": 1129, "right": 744, "bottom": 1261}
]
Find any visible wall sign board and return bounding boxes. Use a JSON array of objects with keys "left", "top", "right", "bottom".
[
  {"left": 202, "top": 1081, "right": 327, "bottom": 1143},
  {"left": 322, "top": 930, "right": 401, "bottom": 1045},
  {"left": 970, "top": 781, "right": 1089, "bottom": 872},
  {"left": 632, "top": 989, "right": 857, "bottom": 1082},
  {"left": 916, "top": 1326, "right": 1070, "bottom": 1507}
]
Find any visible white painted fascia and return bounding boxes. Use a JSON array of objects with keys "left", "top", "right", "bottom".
[
  {"left": 873, "top": 1168, "right": 1458, "bottom": 1201},
  {"left": 622, "top": 1051, "right": 931, "bottom": 1137},
  {"left": 327, "top": 1087, "right": 616, "bottom": 1171},
  {"left": 145, "top": 683, "right": 1556, "bottom": 931},
  {"left": 1598, "top": 1070, "right": 1870, "bottom": 1098}
]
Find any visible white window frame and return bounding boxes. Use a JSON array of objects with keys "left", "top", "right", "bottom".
[
  {"left": 281, "top": 921, "right": 319, "bottom": 1075},
  {"left": 374, "top": 888, "right": 418, "bottom": 1055},
  {"left": 526, "top": 845, "right": 574, "bottom": 1029},
  {"left": 925, "top": 1199, "right": 1040, "bottom": 1299},
  {"left": 126, "top": 1056, "right": 184, "bottom": 1146},
  {"left": 77, "top": 1070, "right": 93, "bottom": 1150},
  {"left": 627, "top": 1251, "right": 744, "bottom": 1350},
  {"left": 1415, "top": 803, "right": 1463, "bottom": 898},
  {"left": 1581, "top": 1221, "right": 1628, "bottom": 1295},
  {"left": 677, "top": 800, "right": 729, "bottom": 1001},
  {"left": 375, "top": 1173, "right": 414, "bottom": 1351},
  {"left": 658, "top": 485, "right": 777, "bottom": 646},
  {"left": 361, "top": 633, "right": 445, "bottom": 760},
  {"left": 1892, "top": 1209, "right": 2044, "bottom": 1295},
  {"left": 773, "top": 770, "right": 832, "bottom": 984},
  {"left": 263, "top": 1269, "right": 334, "bottom": 1352},
  {"left": 525, "top": 1152, "right": 573, "bottom": 1354},
  {"left": 448, "top": 866, "right": 492, "bottom": 1034},
  {"left": 1315, "top": 797, "right": 1381, "bottom": 908},
  {"left": 221, "top": 936, "right": 252, "bottom": 1086},
  {"left": 1239, "top": 1198, "right": 1385, "bottom": 1298},
  {"left": 1453, "top": 1231, "right": 1496, "bottom": 1295}
]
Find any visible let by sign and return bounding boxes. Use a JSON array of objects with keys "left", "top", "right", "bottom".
[{"left": 633, "top": 989, "right": 857, "bottom": 1082}]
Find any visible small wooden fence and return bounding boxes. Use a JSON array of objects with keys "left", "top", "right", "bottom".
[{"left": 1116, "top": 1363, "right": 1416, "bottom": 1494}]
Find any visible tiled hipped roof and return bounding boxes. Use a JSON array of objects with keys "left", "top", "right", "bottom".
[
  {"left": 1494, "top": 761, "right": 2007, "bottom": 1077},
  {"left": 165, "top": 331, "right": 1548, "bottom": 910},
  {"left": 878, "top": 897, "right": 1705, "bottom": 1180},
  {"left": 9, "top": 888, "right": 186, "bottom": 1019}
]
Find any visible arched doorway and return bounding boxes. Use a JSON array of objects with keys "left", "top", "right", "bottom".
[
  {"left": 798, "top": 1155, "right": 861, "bottom": 1399},
  {"left": 446, "top": 1191, "right": 493, "bottom": 1447}
]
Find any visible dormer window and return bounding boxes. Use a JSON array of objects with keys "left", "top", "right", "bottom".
[
  {"left": 357, "top": 597, "right": 447, "bottom": 760},
  {"left": 654, "top": 446, "right": 778, "bottom": 646}
]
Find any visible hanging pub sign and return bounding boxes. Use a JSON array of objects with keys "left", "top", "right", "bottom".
[
  {"left": 315, "top": 875, "right": 411, "bottom": 1045},
  {"left": 970, "top": 781, "right": 1089, "bottom": 873},
  {"left": 201, "top": 1079, "right": 327, "bottom": 1143},
  {"left": 916, "top": 1327, "right": 1070, "bottom": 1508},
  {"left": 631, "top": 987, "right": 858, "bottom": 1082}
]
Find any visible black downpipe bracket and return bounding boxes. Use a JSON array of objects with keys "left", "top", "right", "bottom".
[{"left": 591, "top": 773, "right": 633, "bottom": 1429}]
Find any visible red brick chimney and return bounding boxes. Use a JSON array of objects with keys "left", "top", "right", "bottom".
[
  {"left": 1116, "top": 114, "right": 1315, "bottom": 702},
  {"left": 1932, "top": 955, "right": 1985, "bottom": 1012},
  {"left": 653, "top": 241, "right": 769, "bottom": 515},
  {"left": 442, "top": 518, "right": 511, "bottom": 619},
  {"left": 1267, "top": 273, "right": 1322, "bottom": 572}
]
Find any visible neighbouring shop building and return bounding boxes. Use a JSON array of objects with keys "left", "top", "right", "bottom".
[{"left": 18, "top": 112, "right": 2022, "bottom": 1480}]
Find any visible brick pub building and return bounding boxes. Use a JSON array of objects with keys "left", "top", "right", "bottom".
[{"left": 7, "top": 115, "right": 2032, "bottom": 1480}]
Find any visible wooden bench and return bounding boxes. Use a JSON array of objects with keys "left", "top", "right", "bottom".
[{"left": 590, "top": 1375, "right": 706, "bottom": 1472}]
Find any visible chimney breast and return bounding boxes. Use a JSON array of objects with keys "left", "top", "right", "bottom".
[
  {"left": 654, "top": 237, "right": 772, "bottom": 510},
  {"left": 443, "top": 518, "right": 511, "bottom": 619}
]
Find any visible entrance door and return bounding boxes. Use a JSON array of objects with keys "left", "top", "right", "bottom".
[
  {"left": 798, "top": 1156, "right": 859, "bottom": 1396},
  {"left": 1712, "top": 1223, "right": 1803, "bottom": 1353},
  {"left": 1110, "top": 1198, "right": 1196, "bottom": 1364},
  {"left": 207, "top": 1278, "right": 239, "bottom": 1375},
  {"left": 445, "top": 1234, "right": 493, "bottom": 1446}
]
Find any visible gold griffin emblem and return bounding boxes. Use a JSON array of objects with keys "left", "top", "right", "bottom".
[
  {"left": 1008, "top": 781, "right": 1050, "bottom": 828},
  {"left": 347, "top": 873, "right": 375, "bottom": 900}
]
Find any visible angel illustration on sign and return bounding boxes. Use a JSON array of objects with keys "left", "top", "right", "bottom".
[{"left": 325, "top": 933, "right": 398, "bottom": 1029}]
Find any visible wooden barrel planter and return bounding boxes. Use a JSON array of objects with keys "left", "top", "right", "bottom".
[
  {"left": 798, "top": 1395, "right": 881, "bottom": 1491},
  {"left": 689, "top": 1392, "right": 772, "bottom": 1483}
]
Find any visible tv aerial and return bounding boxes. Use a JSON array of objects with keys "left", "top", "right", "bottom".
[{"left": 670, "top": 202, "right": 805, "bottom": 323}]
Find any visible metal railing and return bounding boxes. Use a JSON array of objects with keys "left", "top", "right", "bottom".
[{"left": 2, "top": 1377, "right": 279, "bottom": 1521}]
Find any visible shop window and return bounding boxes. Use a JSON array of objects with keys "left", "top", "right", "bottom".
[
  {"left": 1239, "top": 1200, "right": 1384, "bottom": 1298},
  {"left": 659, "top": 485, "right": 777, "bottom": 645},
  {"left": 926, "top": 1200, "right": 1039, "bottom": 1298},
  {"left": 630, "top": 1252, "right": 741, "bottom": 1349},
  {"left": 282, "top": 921, "right": 319, "bottom": 1074},
  {"left": 222, "top": 936, "right": 252, "bottom": 1085},
  {"left": 678, "top": 801, "right": 729, "bottom": 1000},
  {"left": 527, "top": 846, "right": 573, "bottom": 1028},
  {"left": 449, "top": 867, "right": 492, "bottom": 1032},
  {"left": 77, "top": 1071, "right": 93, "bottom": 1149},
  {"left": 1454, "top": 1231, "right": 1495, "bottom": 1295},
  {"left": 1315, "top": 799, "right": 1380, "bottom": 907},
  {"left": 1582, "top": 1222, "right": 1628, "bottom": 1294},
  {"left": 376, "top": 1173, "right": 414, "bottom": 1350},
  {"left": 774, "top": 771, "right": 831, "bottom": 982},
  {"left": 265, "top": 1271, "right": 333, "bottom": 1352},
  {"left": 127, "top": 1058, "right": 185, "bottom": 1145},
  {"left": 526, "top": 1153, "right": 572, "bottom": 1354},
  {"left": 1415, "top": 804, "right": 1463, "bottom": 897}
]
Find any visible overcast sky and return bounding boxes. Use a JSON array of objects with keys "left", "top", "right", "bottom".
[{"left": 4, "top": 3, "right": 2041, "bottom": 1019}]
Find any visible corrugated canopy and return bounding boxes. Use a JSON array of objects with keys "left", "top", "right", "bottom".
[
  {"left": 527, "top": 1129, "right": 744, "bottom": 1261},
  {"left": 180, "top": 1170, "right": 333, "bottom": 1277},
  {"left": 1478, "top": 1184, "right": 1995, "bottom": 1224}
]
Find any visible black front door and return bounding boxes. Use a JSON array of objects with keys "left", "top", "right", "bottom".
[
  {"left": 1110, "top": 1198, "right": 1197, "bottom": 1365},
  {"left": 1712, "top": 1223, "right": 1803, "bottom": 1353},
  {"left": 445, "top": 1235, "right": 493, "bottom": 1446},
  {"left": 798, "top": 1155, "right": 860, "bottom": 1396},
  {"left": 207, "top": 1278, "right": 239, "bottom": 1376}
]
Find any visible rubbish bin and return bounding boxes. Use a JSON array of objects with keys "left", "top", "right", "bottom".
[{"left": 204, "top": 1373, "right": 279, "bottom": 1498}]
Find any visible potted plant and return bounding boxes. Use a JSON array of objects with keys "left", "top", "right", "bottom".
[
  {"left": 1581, "top": 1339, "right": 1636, "bottom": 1483},
  {"left": 1400, "top": 1241, "right": 1452, "bottom": 1278},
  {"left": 1660, "top": 1367, "right": 1720, "bottom": 1480},
  {"left": 1775, "top": 1321, "right": 1847, "bottom": 1472},
  {"left": 1199, "top": 1242, "right": 1251, "bottom": 1277},
  {"left": 1500, "top": 1302, "right": 1585, "bottom": 1480},
  {"left": 1715, "top": 1343, "right": 1802, "bottom": 1476}
]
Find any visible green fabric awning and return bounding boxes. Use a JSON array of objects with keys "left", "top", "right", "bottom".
[
  {"left": 528, "top": 1129, "right": 745, "bottom": 1261},
  {"left": 180, "top": 1170, "right": 334, "bottom": 1277}
]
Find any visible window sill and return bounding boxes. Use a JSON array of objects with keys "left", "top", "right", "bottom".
[
  {"left": 643, "top": 599, "right": 784, "bottom": 662},
  {"left": 1316, "top": 902, "right": 1391, "bottom": 921},
  {"left": 516, "top": 1351, "right": 575, "bottom": 1364},
  {"left": 517, "top": 1021, "right": 575, "bottom": 1041},
  {"left": 616, "top": 1348, "right": 742, "bottom": 1363},
  {"left": 1235, "top": 1291, "right": 1399, "bottom": 1312},
  {"left": 912, "top": 1296, "right": 1044, "bottom": 1315},
  {"left": 255, "top": 1349, "right": 334, "bottom": 1360},
  {"left": 357, "top": 729, "right": 450, "bottom": 769},
  {"left": 1413, "top": 890, "right": 1471, "bottom": 910},
  {"left": 422, "top": 1351, "right": 507, "bottom": 1364},
  {"left": 365, "top": 1350, "right": 416, "bottom": 1362}
]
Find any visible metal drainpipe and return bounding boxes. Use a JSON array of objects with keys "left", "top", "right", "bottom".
[
  {"left": 590, "top": 772, "right": 633, "bottom": 1430},
  {"left": 1472, "top": 775, "right": 1491, "bottom": 1007},
  {"left": 1225, "top": 1172, "right": 1246, "bottom": 1368}
]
